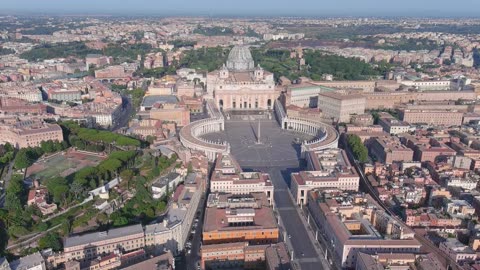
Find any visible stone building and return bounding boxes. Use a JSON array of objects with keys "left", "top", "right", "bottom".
[
  {"left": 207, "top": 46, "right": 277, "bottom": 111},
  {"left": 317, "top": 92, "right": 366, "bottom": 123},
  {"left": 0, "top": 119, "right": 63, "bottom": 149}
]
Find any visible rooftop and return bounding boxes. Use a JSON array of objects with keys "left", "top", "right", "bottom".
[
  {"left": 142, "top": 95, "right": 178, "bottom": 108},
  {"left": 203, "top": 193, "right": 276, "bottom": 233},
  {"left": 64, "top": 224, "right": 144, "bottom": 248},
  {"left": 9, "top": 252, "right": 44, "bottom": 270},
  {"left": 319, "top": 91, "right": 365, "bottom": 101}
]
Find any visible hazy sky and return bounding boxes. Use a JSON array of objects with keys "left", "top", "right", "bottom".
[{"left": 2, "top": 0, "right": 480, "bottom": 17}]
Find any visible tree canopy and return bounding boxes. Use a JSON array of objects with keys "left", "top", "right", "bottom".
[
  {"left": 347, "top": 134, "right": 369, "bottom": 163},
  {"left": 20, "top": 42, "right": 101, "bottom": 61},
  {"left": 304, "top": 50, "right": 379, "bottom": 80},
  {"left": 38, "top": 232, "right": 63, "bottom": 251},
  {"left": 179, "top": 47, "right": 228, "bottom": 72}
]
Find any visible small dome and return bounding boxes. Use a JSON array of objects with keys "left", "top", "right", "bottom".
[{"left": 226, "top": 45, "right": 255, "bottom": 71}]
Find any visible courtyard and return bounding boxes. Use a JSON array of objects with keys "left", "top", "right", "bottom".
[{"left": 202, "top": 118, "right": 315, "bottom": 168}]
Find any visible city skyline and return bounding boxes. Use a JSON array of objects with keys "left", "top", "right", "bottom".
[
  {"left": 2, "top": 7, "right": 480, "bottom": 270},
  {"left": 2, "top": 0, "right": 480, "bottom": 17}
]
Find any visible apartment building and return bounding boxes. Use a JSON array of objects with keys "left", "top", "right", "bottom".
[
  {"left": 439, "top": 239, "right": 476, "bottom": 264},
  {"left": 307, "top": 190, "right": 421, "bottom": 268},
  {"left": 210, "top": 154, "right": 274, "bottom": 205},
  {"left": 202, "top": 192, "right": 278, "bottom": 246},
  {"left": 0, "top": 84, "right": 43, "bottom": 102},
  {"left": 369, "top": 136, "right": 414, "bottom": 164},
  {"left": 201, "top": 242, "right": 268, "bottom": 270},
  {"left": 399, "top": 109, "right": 464, "bottom": 126},
  {"left": 63, "top": 224, "right": 145, "bottom": 263},
  {"left": 291, "top": 148, "right": 359, "bottom": 205},
  {"left": 378, "top": 117, "right": 410, "bottom": 135},
  {"left": 402, "top": 135, "right": 456, "bottom": 162},
  {"left": 145, "top": 173, "right": 205, "bottom": 254}
]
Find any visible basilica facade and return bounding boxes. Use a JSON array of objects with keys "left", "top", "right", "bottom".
[{"left": 206, "top": 46, "right": 278, "bottom": 111}]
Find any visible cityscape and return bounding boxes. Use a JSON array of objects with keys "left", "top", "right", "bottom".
[{"left": 2, "top": 1, "right": 480, "bottom": 270}]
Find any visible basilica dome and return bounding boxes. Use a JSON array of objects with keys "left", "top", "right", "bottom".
[{"left": 226, "top": 45, "right": 255, "bottom": 71}]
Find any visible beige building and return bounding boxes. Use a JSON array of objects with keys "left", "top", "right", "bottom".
[
  {"left": 355, "top": 253, "right": 445, "bottom": 270},
  {"left": 399, "top": 109, "right": 464, "bottom": 126},
  {"left": 147, "top": 80, "right": 175, "bottom": 96},
  {"left": 145, "top": 173, "right": 205, "bottom": 254},
  {"left": 149, "top": 103, "right": 191, "bottom": 127},
  {"left": 291, "top": 148, "right": 359, "bottom": 205},
  {"left": 210, "top": 154, "right": 274, "bottom": 205},
  {"left": 439, "top": 238, "right": 476, "bottom": 264},
  {"left": 378, "top": 117, "right": 410, "bottom": 135},
  {"left": 0, "top": 119, "right": 63, "bottom": 148},
  {"left": 318, "top": 92, "right": 366, "bottom": 123},
  {"left": 363, "top": 91, "right": 476, "bottom": 110},
  {"left": 307, "top": 190, "right": 421, "bottom": 268},
  {"left": 284, "top": 82, "right": 335, "bottom": 108},
  {"left": 207, "top": 46, "right": 277, "bottom": 111},
  {"left": 64, "top": 224, "right": 145, "bottom": 263},
  {"left": 202, "top": 192, "right": 278, "bottom": 249},
  {"left": 313, "top": 80, "right": 376, "bottom": 92}
]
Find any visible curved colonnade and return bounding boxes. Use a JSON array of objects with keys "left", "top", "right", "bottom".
[
  {"left": 180, "top": 100, "right": 230, "bottom": 161},
  {"left": 180, "top": 99, "right": 339, "bottom": 161},
  {"left": 274, "top": 100, "right": 339, "bottom": 158}
]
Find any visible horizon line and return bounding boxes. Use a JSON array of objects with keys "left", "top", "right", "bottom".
[{"left": 1, "top": 11, "right": 480, "bottom": 19}]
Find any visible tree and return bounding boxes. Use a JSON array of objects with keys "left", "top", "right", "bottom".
[
  {"left": 40, "top": 140, "right": 55, "bottom": 153},
  {"left": 59, "top": 218, "right": 72, "bottom": 236},
  {"left": 70, "top": 181, "right": 85, "bottom": 200},
  {"left": 155, "top": 200, "right": 167, "bottom": 214},
  {"left": 110, "top": 212, "right": 129, "bottom": 227},
  {"left": 20, "top": 42, "right": 101, "bottom": 61},
  {"left": 46, "top": 177, "right": 70, "bottom": 205},
  {"left": 36, "top": 222, "right": 48, "bottom": 232},
  {"left": 8, "top": 225, "right": 29, "bottom": 238},
  {"left": 14, "top": 148, "right": 38, "bottom": 169},
  {"left": 5, "top": 175, "right": 25, "bottom": 212},
  {"left": 120, "top": 169, "right": 134, "bottom": 188},
  {"left": 38, "top": 232, "right": 62, "bottom": 251},
  {"left": 3, "top": 143, "right": 13, "bottom": 152},
  {"left": 347, "top": 134, "right": 369, "bottom": 163}
]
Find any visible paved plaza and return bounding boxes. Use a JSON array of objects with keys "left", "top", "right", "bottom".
[
  {"left": 202, "top": 118, "right": 314, "bottom": 168},
  {"left": 202, "top": 117, "right": 331, "bottom": 270}
]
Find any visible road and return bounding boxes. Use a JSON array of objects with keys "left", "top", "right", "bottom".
[
  {"left": 0, "top": 159, "right": 16, "bottom": 207},
  {"left": 112, "top": 94, "right": 133, "bottom": 131},
  {"left": 185, "top": 194, "right": 206, "bottom": 270},
  {"left": 253, "top": 166, "right": 331, "bottom": 270}
]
